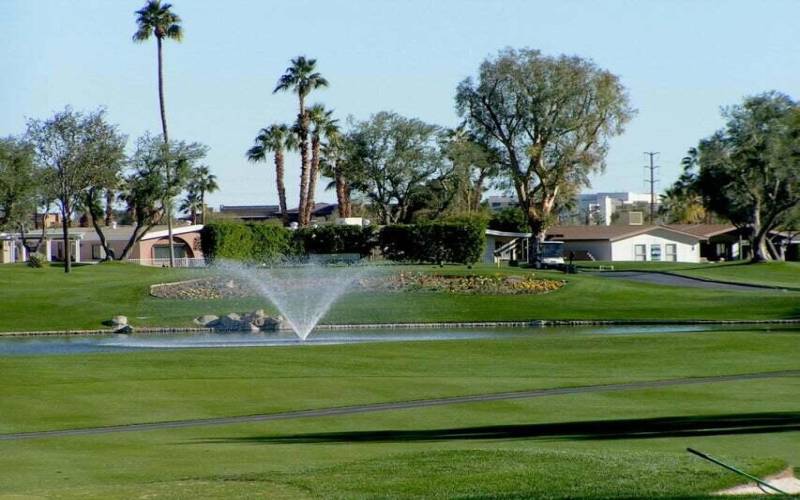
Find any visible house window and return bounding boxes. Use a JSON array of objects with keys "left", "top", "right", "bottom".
[
  {"left": 153, "top": 244, "right": 189, "bottom": 260},
  {"left": 665, "top": 244, "right": 677, "bottom": 262},
  {"left": 634, "top": 244, "right": 646, "bottom": 261},
  {"left": 91, "top": 244, "right": 104, "bottom": 260},
  {"left": 650, "top": 244, "right": 662, "bottom": 262}
]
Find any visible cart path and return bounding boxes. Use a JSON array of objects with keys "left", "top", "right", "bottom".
[
  {"left": 592, "top": 271, "right": 781, "bottom": 291},
  {"left": 2, "top": 369, "right": 798, "bottom": 442}
]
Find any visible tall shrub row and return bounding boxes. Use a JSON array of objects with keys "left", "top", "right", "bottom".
[
  {"left": 294, "top": 225, "right": 375, "bottom": 256},
  {"left": 200, "top": 222, "right": 293, "bottom": 263},
  {"left": 379, "top": 220, "right": 485, "bottom": 265},
  {"left": 201, "top": 220, "right": 486, "bottom": 265}
]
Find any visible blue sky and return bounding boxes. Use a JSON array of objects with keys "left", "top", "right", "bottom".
[{"left": 3, "top": 0, "right": 799, "bottom": 209}]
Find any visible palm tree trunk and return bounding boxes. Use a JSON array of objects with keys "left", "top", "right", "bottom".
[
  {"left": 157, "top": 36, "right": 175, "bottom": 267},
  {"left": 297, "top": 98, "right": 310, "bottom": 226},
  {"left": 306, "top": 133, "right": 321, "bottom": 224},
  {"left": 200, "top": 188, "right": 206, "bottom": 225},
  {"left": 104, "top": 189, "right": 115, "bottom": 226},
  {"left": 335, "top": 163, "right": 346, "bottom": 218},
  {"left": 275, "top": 150, "right": 289, "bottom": 225}
]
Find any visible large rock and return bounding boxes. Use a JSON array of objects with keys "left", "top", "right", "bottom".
[
  {"left": 114, "top": 324, "right": 134, "bottom": 334},
  {"left": 215, "top": 313, "right": 246, "bottom": 331},
  {"left": 194, "top": 314, "right": 219, "bottom": 326},
  {"left": 111, "top": 315, "right": 128, "bottom": 327}
]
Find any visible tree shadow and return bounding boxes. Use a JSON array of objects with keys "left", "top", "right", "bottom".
[{"left": 195, "top": 412, "right": 800, "bottom": 445}]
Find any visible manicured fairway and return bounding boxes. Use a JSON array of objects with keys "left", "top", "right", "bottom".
[
  {"left": 0, "top": 327, "right": 798, "bottom": 498},
  {"left": 1, "top": 262, "right": 799, "bottom": 332}
]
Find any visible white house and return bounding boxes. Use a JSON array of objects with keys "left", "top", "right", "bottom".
[{"left": 545, "top": 225, "right": 704, "bottom": 262}]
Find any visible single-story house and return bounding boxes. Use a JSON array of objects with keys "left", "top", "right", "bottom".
[
  {"left": 544, "top": 225, "right": 706, "bottom": 262},
  {"left": 484, "top": 229, "right": 531, "bottom": 264},
  {"left": 0, "top": 224, "right": 204, "bottom": 266}
]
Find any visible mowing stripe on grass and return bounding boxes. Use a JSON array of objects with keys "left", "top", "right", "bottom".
[{"left": 2, "top": 369, "right": 798, "bottom": 442}]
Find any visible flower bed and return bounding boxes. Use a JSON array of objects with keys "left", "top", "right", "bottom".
[{"left": 363, "top": 272, "right": 565, "bottom": 295}]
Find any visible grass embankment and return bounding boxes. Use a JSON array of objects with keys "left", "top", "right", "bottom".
[
  {"left": 584, "top": 260, "right": 800, "bottom": 290},
  {"left": 1, "top": 328, "right": 798, "bottom": 497},
  {"left": 0, "top": 261, "right": 799, "bottom": 332}
]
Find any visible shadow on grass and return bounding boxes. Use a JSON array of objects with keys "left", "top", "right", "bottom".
[{"left": 197, "top": 412, "right": 800, "bottom": 445}]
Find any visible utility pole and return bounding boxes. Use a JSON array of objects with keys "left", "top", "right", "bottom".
[{"left": 644, "top": 152, "right": 660, "bottom": 224}]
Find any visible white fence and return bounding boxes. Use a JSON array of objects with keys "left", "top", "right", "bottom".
[{"left": 127, "top": 257, "right": 207, "bottom": 268}]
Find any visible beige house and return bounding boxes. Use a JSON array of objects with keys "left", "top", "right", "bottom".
[{"left": 0, "top": 224, "right": 205, "bottom": 266}]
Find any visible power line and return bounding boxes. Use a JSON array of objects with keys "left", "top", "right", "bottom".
[{"left": 644, "top": 152, "right": 660, "bottom": 224}]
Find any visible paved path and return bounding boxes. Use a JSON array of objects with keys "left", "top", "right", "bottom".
[
  {"left": 592, "top": 271, "right": 778, "bottom": 291},
  {"left": 1, "top": 369, "right": 797, "bottom": 442}
]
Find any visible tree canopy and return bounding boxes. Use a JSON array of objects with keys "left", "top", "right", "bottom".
[
  {"left": 456, "top": 48, "right": 634, "bottom": 263},
  {"left": 678, "top": 92, "right": 800, "bottom": 261}
]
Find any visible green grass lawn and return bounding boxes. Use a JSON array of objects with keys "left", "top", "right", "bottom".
[
  {"left": 0, "top": 261, "right": 799, "bottom": 332},
  {"left": 0, "top": 328, "right": 798, "bottom": 498}
]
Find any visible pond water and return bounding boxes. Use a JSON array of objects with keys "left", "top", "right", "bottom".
[{"left": 0, "top": 324, "right": 797, "bottom": 357}]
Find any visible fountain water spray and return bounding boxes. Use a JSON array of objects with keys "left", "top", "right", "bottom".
[{"left": 217, "top": 259, "right": 378, "bottom": 340}]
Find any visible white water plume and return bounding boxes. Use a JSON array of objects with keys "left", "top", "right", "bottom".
[{"left": 216, "top": 259, "right": 378, "bottom": 340}]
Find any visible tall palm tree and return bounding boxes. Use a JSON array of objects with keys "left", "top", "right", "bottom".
[
  {"left": 273, "top": 56, "right": 328, "bottom": 226},
  {"left": 190, "top": 165, "right": 218, "bottom": 224},
  {"left": 306, "top": 104, "right": 338, "bottom": 224},
  {"left": 179, "top": 190, "right": 202, "bottom": 225},
  {"left": 133, "top": 0, "right": 183, "bottom": 266},
  {"left": 320, "top": 135, "right": 352, "bottom": 218},
  {"left": 247, "top": 124, "right": 296, "bottom": 225}
]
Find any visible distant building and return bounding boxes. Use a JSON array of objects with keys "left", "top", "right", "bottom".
[
  {"left": 486, "top": 196, "right": 518, "bottom": 211},
  {"left": 218, "top": 203, "right": 340, "bottom": 224},
  {"left": 218, "top": 205, "right": 282, "bottom": 221},
  {"left": 575, "top": 192, "right": 657, "bottom": 226}
]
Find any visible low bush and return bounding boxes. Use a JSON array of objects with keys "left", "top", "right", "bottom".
[
  {"left": 380, "top": 219, "right": 486, "bottom": 265},
  {"left": 200, "top": 222, "right": 293, "bottom": 263},
  {"left": 294, "top": 225, "right": 375, "bottom": 256},
  {"left": 27, "top": 253, "right": 45, "bottom": 268}
]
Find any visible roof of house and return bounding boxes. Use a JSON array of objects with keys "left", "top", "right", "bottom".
[
  {"left": 545, "top": 224, "right": 703, "bottom": 242},
  {"left": 1, "top": 224, "right": 204, "bottom": 242},
  {"left": 218, "top": 205, "right": 281, "bottom": 218},
  {"left": 663, "top": 224, "right": 737, "bottom": 238},
  {"left": 486, "top": 229, "right": 532, "bottom": 238}
]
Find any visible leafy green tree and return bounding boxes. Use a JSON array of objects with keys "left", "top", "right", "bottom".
[
  {"left": 134, "top": 0, "right": 183, "bottom": 266},
  {"left": 25, "top": 108, "right": 127, "bottom": 271},
  {"left": 346, "top": 112, "right": 444, "bottom": 224},
  {"left": 274, "top": 56, "right": 328, "bottom": 226},
  {"left": 0, "top": 137, "right": 39, "bottom": 231},
  {"left": 246, "top": 124, "right": 297, "bottom": 225},
  {"left": 456, "top": 48, "right": 634, "bottom": 265},
  {"left": 685, "top": 92, "right": 800, "bottom": 261},
  {"left": 119, "top": 133, "right": 207, "bottom": 260}
]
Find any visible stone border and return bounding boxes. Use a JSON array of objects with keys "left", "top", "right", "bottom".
[{"left": 1, "top": 318, "right": 800, "bottom": 337}]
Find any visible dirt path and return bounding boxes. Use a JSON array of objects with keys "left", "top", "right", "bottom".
[{"left": 1, "top": 369, "right": 798, "bottom": 442}]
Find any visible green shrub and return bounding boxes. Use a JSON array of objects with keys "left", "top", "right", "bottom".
[
  {"left": 489, "top": 207, "right": 529, "bottom": 233},
  {"left": 250, "top": 224, "right": 296, "bottom": 262},
  {"left": 294, "top": 224, "right": 375, "bottom": 256},
  {"left": 380, "top": 219, "right": 485, "bottom": 265},
  {"left": 27, "top": 253, "right": 45, "bottom": 268},
  {"left": 200, "top": 222, "right": 293, "bottom": 263}
]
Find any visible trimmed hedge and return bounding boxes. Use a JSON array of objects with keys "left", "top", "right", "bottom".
[
  {"left": 200, "top": 222, "right": 293, "bottom": 263},
  {"left": 379, "top": 220, "right": 486, "bottom": 265},
  {"left": 294, "top": 225, "right": 375, "bottom": 256},
  {"left": 201, "top": 219, "right": 486, "bottom": 265}
]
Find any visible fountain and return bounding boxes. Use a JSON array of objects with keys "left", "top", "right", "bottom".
[{"left": 217, "top": 259, "right": 378, "bottom": 340}]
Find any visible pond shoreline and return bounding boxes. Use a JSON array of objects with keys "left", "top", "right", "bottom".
[{"left": 2, "top": 318, "right": 800, "bottom": 337}]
